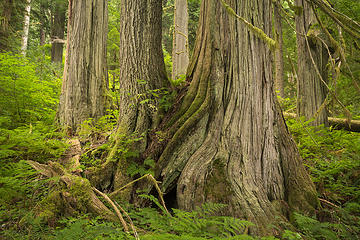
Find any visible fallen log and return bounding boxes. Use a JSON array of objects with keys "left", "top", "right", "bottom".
[{"left": 283, "top": 112, "right": 360, "bottom": 132}]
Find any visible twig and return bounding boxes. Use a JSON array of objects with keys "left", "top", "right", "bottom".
[
  {"left": 146, "top": 174, "right": 170, "bottom": 216},
  {"left": 109, "top": 173, "right": 170, "bottom": 216},
  {"left": 109, "top": 174, "right": 149, "bottom": 197},
  {"left": 319, "top": 198, "right": 340, "bottom": 209},
  {"left": 92, "top": 187, "right": 129, "bottom": 233}
]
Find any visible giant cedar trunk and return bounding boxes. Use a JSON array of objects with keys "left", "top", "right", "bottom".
[
  {"left": 51, "top": 0, "right": 66, "bottom": 63},
  {"left": 91, "top": 0, "right": 169, "bottom": 193},
  {"left": 295, "top": 0, "right": 329, "bottom": 126},
  {"left": 58, "top": 0, "right": 108, "bottom": 132},
  {"left": 155, "top": 0, "right": 318, "bottom": 234},
  {"left": 118, "top": 0, "right": 168, "bottom": 137}
]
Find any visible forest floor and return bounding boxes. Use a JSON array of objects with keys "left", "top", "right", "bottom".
[{"left": 0, "top": 118, "right": 359, "bottom": 240}]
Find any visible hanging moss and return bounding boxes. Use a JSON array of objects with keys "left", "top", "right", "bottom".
[{"left": 220, "top": 0, "right": 276, "bottom": 50}]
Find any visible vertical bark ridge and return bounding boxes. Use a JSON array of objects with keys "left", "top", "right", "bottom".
[{"left": 156, "top": 0, "right": 213, "bottom": 179}]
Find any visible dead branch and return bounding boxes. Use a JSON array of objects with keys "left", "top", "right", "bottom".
[
  {"left": 92, "top": 187, "right": 129, "bottom": 232},
  {"left": 283, "top": 112, "right": 360, "bottom": 132}
]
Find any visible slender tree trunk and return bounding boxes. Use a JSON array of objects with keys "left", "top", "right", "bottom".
[
  {"left": 274, "top": 0, "right": 284, "bottom": 98},
  {"left": 51, "top": 0, "right": 66, "bottom": 63},
  {"left": 21, "top": 0, "right": 31, "bottom": 56},
  {"left": 58, "top": 0, "right": 108, "bottom": 133},
  {"left": 172, "top": 0, "right": 189, "bottom": 81},
  {"left": 39, "top": 3, "right": 46, "bottom": 46},
  {"left": 295, "top": 0, "right": 329, "bottom": 126},
  {"left": 151, "top": 0, "right": 318, "bottom": 235}
]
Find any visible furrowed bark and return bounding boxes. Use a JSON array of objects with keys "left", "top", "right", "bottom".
[{"left": 58, "top": 0, "right": 108, "bottom": 133}]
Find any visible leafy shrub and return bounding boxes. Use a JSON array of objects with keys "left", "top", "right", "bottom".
[{"left": 286, "top": 118, "right": 360, "bottom": 239}]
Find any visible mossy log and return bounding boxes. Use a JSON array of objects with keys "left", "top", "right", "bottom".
[{"left": 283, "top": 112, "right": 360, "bottom": 132}]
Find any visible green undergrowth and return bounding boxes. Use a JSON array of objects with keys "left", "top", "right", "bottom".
[
  {"left": 0, "top": 122, "right": 68, "bottom": 164},
  {"left": 286, "top": 118, "right": 360, "bottom": 239}
]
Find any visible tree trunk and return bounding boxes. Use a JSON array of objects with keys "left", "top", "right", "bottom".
[
  {"left": 21, "top": 0, "right": 31, "bottom": 56},
  {"left": 39, "top": 3, "right": 46, "bottom": 46},
  {"left": 153, "top": 0, "right": 318, "bottom": 235},
  {"left": 99, "top": 0, "right": 169, "bottom": 193},
  {"left": 295, "top": 0, "right": 329, "bottom": 126},
  {"left": 58, "top": 0, "right": 108, "bottom": 133},
  {"left": 172, "top": 0, "right": 189, "bottom": 81},
  {"left": 51, "top": 0, "right": 66, "bottom": 63},
  {"left": 117, "top": 0, "right": 168, "bottom": 137},
  {"left": 0, "top": 0, "right": 13, "bottom": 51},
  {"left": 274, "top": 0, "right": 284, "bottom": 98}
]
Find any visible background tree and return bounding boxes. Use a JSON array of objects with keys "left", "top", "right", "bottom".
[
  {"left": 99, "top": 0, "right": 169, "bottom": 192},
  {"left": 58, "top": 0, "right": 108, "bottom": 133},
  {"left": 295, "top": 0, "right": 329, "bottom": 126},
  {"left": 172, "top": 0, "right": 189, "bottom": 81},
  {"left": 50, "top": 0, "right": 67, "bottom": 63},
  {"left": 274, "top": 0, "right": 285, "bottom": 98},
  {"left": 148, "top": 0, "right": 318, "bottom": 234},
  {"left": 0, "top": 0, "right": 25, "bottom": 51},
  {"left": 117, "top": 0, "right": 168, "bottom": 136},
  {"left": 0, "top": 0, "right": 14, "bottom": 51},
  {"left": 20, "top": 0, "right": 32, "bottom": 56}
]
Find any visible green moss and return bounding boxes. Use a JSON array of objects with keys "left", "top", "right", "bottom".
[
  {"left": 67, "top": 175, "right": 92, "bottom": 211},
  {"left": 37, "top": 190, "right": 63, "bottom": 224},
  {"left": 220, "top": 0, "right": 276, "bottom": 50},
  {"left": 204, "top": 158, "right": 233, "bottom": 203}
]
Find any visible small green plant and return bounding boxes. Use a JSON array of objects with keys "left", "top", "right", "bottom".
[
  {"left": 0, "top": 122, "right": 67, "bottom": 163},
  {"left": 54, "top": 215, "right": 132, "bottom": 240},
  {"left": 127, "top": 158, "right": 155, "bottom": 177}
]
